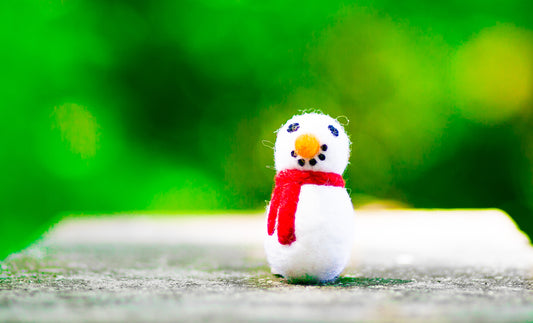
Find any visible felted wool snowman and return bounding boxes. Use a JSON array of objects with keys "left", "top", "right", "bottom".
[{"left": 265, "top": 112, "right": 355, "bottom": 283}]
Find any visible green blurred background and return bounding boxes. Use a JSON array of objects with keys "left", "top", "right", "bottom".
[{"left": 2, "top": 0, "right": 533, "bottom": 259}]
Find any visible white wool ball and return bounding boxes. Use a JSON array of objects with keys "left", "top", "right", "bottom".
[{"left": 274, "top": 112, "right": 350, "bottom": 174}]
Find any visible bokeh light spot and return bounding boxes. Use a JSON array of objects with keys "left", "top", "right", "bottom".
[
  {"left": 51, "top": 103, "right": 100, "bottom": 159},
  {"left": 454, "top": 24, "right": 533, "bottom": 122}
]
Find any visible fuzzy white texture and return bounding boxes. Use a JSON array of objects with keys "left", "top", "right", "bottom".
[
  {"left": 265, "top": 112, "right": 355, "bottom": 283},
  {"left": 274, "top": 112, "right": 350, "bottom": 174}
]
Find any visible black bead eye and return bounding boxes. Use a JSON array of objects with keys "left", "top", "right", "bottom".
[
  {"left": 287, "top": 123, "right": 300, "bottom": 133},
  {"left": 328, "top": 125, "right": 339, "bottom": 137}
]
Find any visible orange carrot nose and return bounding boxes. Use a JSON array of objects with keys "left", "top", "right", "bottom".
[{"left": 295, "top": 134, "right": 320, "bottom": 159}]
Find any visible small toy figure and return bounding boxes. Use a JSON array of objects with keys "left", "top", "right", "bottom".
[{"left": 265, "top": 112, "right": 355, "bottom": 283}]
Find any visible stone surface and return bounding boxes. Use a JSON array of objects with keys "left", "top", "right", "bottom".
[{"left": 2, "top": 210, "right": 533, "bottom": 322}]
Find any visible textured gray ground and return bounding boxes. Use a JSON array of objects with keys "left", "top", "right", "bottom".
[{"left": 2, "top": 211, "right": 533, "bottom": 322}]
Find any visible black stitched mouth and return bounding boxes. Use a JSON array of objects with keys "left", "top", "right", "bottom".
[
  {"left": 292, "top": 143, "right": 328, "bottom": 166},
  {"left": 293, "top": 147, "right": 327, "bottom": 166}
]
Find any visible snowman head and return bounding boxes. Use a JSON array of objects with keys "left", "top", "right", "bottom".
[{"left": 274, "top": 112, "right": 350, "bottom": 174}]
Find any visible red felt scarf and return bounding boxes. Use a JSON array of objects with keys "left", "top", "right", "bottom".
[{"left": 267, "top": 169, "right": 345, "bottom": 245}]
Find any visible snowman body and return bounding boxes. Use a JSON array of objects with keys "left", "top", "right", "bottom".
[
  {"left": 265, "top": 112, "right": 355, "bottom": 283},
  {"left": 265, "top": 184, "right": 354, "bottom": 282}
]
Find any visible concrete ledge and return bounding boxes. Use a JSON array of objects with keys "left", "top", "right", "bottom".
[
  {"left": 47, "top": 209, "right": 533, "bottom": 268},
  {"left": 1, "top": 209, "right": 533, "bottom": 322}
]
